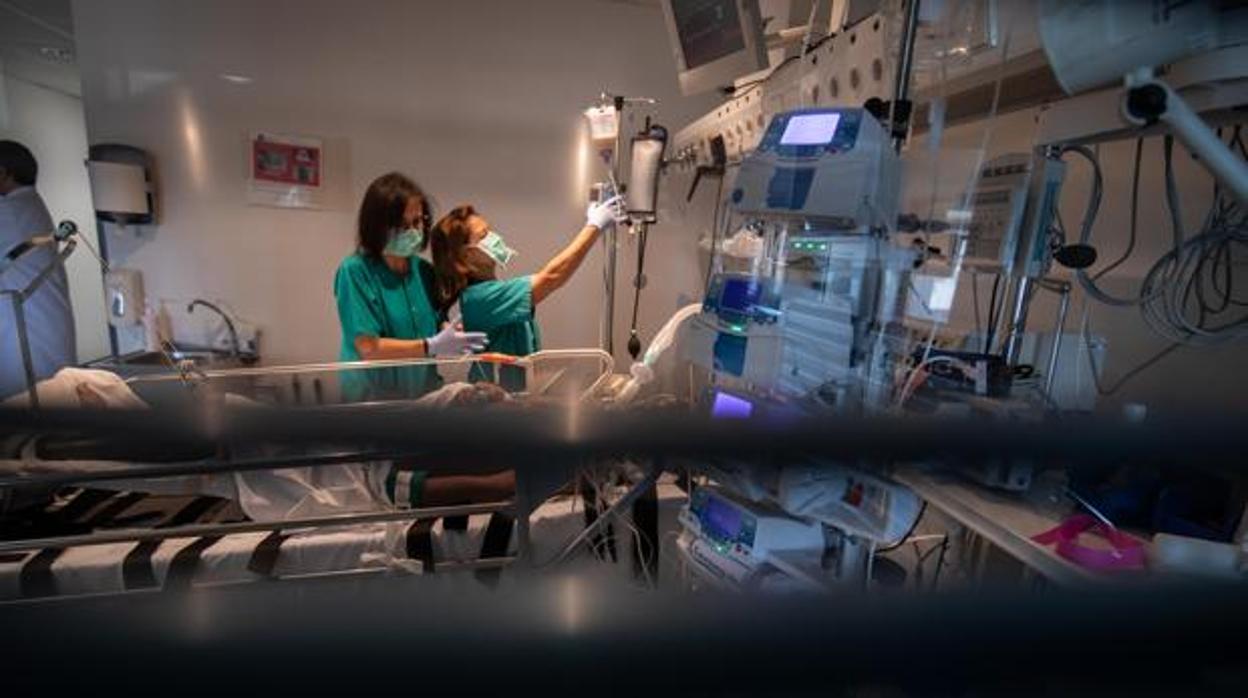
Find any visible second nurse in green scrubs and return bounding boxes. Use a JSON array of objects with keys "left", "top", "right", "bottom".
[
  {"left": 428, "top": 195, "right": 623, "bottom": 390},
  {"left": 333, "top": 172, "right": 487, "bottom": 401}
]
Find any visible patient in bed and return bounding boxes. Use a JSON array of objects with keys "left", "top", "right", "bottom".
[{"left": 2, "top": 368, "right": 514, "bottom": 521}]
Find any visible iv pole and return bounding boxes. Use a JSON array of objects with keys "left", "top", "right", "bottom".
[
  {"left": 588, "top": 93, "right": 657, "bottom": 359},
  {"left": 604, "top": 95, "right": 625, "bottom": 357}
]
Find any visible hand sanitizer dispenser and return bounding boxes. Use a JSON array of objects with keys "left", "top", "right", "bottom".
[{"left": 104, "top": 269, "right": 144, "bottom": 327}]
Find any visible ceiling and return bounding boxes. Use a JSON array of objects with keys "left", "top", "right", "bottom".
[
  {"left": 0, "top": 0, "right": 658, "bottom": 64},
  {"left": 0, "top": 0, "right": 79, "bottom": 97},
  {"left": 0, "top": 0, "right": 75, "bottom": 59}
]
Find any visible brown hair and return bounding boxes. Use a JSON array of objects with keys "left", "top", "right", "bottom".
[
  {"left": 430, "top": 205, "right": 495, "bottom": 311},
  {"left": 356, "top": 172, "right": 432, "bottom": 258}
]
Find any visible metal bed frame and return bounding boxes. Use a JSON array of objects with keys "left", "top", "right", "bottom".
[{"left": 0, "top": 350, "right": 627, "bottom": 597}]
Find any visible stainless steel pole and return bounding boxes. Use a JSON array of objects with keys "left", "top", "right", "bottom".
[
  {"left": 1002, "top": 276, "right": 1032, "bottom": 365},
  {"left": 890, "top": 0, "right": 922, "bottom": 152},
  {"left": 603, "top": 104, "right": 623, "bottom": 357},
  {"left": 1043, "top": 282, "right": 1072, "bottom": 399}
]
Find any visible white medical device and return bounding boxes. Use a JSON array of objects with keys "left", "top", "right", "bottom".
[
  {"left": 677, "top": 485, "right": 826, "bottom": 591},
  {"left": 627, "top": 126, "right": 667, "bottom": 222},
  {"left": 776, "top": 465, "right": 923, "bottom": 545},
  {"left": 962, "top": 152, "right": 1067, "bottom": 278},
  {"left": 694, "top": 108, "right": 913, "bottom": 410},
  {"left": 104, "top": 269, "right": 145, "bottom": 327},
  {"left": 728, "top": 108, "right": 900, "bottom": 230}
]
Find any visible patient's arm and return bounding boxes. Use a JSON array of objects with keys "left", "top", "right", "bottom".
[{"left": 423, "top": 470, "right": 516, "bottom": 506}]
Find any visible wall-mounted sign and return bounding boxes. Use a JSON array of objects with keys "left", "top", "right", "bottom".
[{"left": 247, "top": 132, "right": 324, "bottom": 209}]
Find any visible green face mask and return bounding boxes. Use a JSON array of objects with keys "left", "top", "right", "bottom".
[
  {"left": 383, "top": 227, "right": 424, "bottom": 257},
  {"left": 475, "top": 230, "right": 518, "bottom": 269}
]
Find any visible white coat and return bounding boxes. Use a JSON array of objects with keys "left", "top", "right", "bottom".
[{"left": 0, "top": 186, "right": 75, "bottom": 399}]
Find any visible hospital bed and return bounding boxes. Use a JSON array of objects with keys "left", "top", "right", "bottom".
[{"left": 0, "top": 351, "right": 685, "bottom": 602}]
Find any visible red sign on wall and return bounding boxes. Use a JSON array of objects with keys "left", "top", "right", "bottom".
[{"left": 252, "top": 135, "right": 321, "bottom": 187}]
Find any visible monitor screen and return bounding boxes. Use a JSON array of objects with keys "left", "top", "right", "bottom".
[
  {"left": 672, "top": 0, "right": 746, "bottom": 70},
  {"left": 703, "top": 496, "right": 743, "bottom": 541},
  {"left": 779, "top": 113, "right": 842, "bottom": 146},
  {"left": 711, "top": 391, "right": 754, "bottom": 419},
  {"left": 719, "top": 277, "right": 762, "bottom": 313}
]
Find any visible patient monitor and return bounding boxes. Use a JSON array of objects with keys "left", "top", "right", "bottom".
[
  {"left": 728, "top": 108, "right": 901, "bottom": 230},
  {"left": 689, "top": 107, "right": 914, "bottom": 412}
]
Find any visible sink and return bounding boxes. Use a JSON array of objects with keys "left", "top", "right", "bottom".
[
  {"left": 84, "top": 348, "right": 262, "bottom": 407},
  {"left": 114, "top": 348, "right": 257, "bottom": 367},
  {"left": 86, "top": 348, "right": 260, "bottom": 379}
]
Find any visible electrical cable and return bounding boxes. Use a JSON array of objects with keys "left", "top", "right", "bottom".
[
  {"left": 971, "top": 273, "right": 982, "bottom": 338},
  {"left": 1162, "top": 135, "right": 1185, "bottom": 251},
  {"left": 983, "top": 275, "right": 1001, "bottom": 353},
  {"left": 627, "top": 223, "right": 649, "bottom": 359},
  {"left": 1070, "top": 127, "right": 1248, "bottom": 348},
  {"left": 1137, "top": 128, "right": 1248, "bottom": 346},
  {"left": 1093, "top": 138, "right": 1144, "bottom": 282},
  {"left": 724, "top": 23, "right": 844, "bottom": 102},
  {"left": 1065, "top": 141, "right": 1144, "bottom": 307},
  {"left": 74, "top": 231, "right": 111, "bottom": 274},
  {"left": 874, "top": 501, "right": 928, "bottom": 552},
  {"left": 928, "top": 534, "right": 950, "bottom": 591},
  {"left": 727, "top": 54, "right": 800, "bottom": 102},
  {"left": 904, "top": 534, "right": 950, "bottom": 590},
  {"left": 1090, "top": 339, "right": 1182, "bottom": 396}
]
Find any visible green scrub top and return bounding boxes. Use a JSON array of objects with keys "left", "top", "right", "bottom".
[
  {"left": 333, "top": 252, "right": 443, "bottom": 401},
  {"left": 460, "top": 276, "right": 541, "bottom": 392}
]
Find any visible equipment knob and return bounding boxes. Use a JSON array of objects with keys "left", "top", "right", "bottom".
[{"left": 54, "top": 220, "right": 79, "bottom": 240}]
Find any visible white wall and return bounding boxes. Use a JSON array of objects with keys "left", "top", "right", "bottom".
[
  {"left": 71, "top": 0, "right": 719, "bottom": 364},
  {"left": 0, "top": 51, "right": 111, "bottom": 363}
]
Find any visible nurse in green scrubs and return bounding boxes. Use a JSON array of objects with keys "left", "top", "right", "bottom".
[
  {"left": 428, "top": 196, "right": 624, "bottom": 391},
  {"left": 333, "top": 173, "right": 487, "bottom": 402}
]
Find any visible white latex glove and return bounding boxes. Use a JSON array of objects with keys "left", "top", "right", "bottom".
[
  {"left": 586, "top": 194, "right": 626, "bottom": 230},
  {"left": 426, "top": 325, "right": 488, "bottom": 357}
]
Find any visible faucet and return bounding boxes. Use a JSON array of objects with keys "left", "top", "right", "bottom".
[{"left": 187, "top": 298, "right": 240, "bottom": 357}]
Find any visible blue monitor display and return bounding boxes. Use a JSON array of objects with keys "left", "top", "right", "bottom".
[
  {"left": 719, "top": 277, "right": 762, "bottom": 312},
  {"left": 710, "top": 391, "right": 754, "bottom": 419},
  {"left": 703, "top": 496, "right": 743, "bottom": 541}
]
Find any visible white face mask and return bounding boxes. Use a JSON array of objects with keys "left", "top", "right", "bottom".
[{"left": 474, "top": 230, "right": 518, "bottom": 269}]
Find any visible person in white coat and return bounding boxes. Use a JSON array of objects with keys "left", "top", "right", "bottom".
[{"left": 0, "top": 140, "right": 75, "bottom": 399}]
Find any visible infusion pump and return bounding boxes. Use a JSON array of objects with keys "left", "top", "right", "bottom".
[
  {"left": 729, "top": 107, "right": 900, "bottom": 229},
  {"left": 677, "top": 485, "right": 825, "bottom": 591}
]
